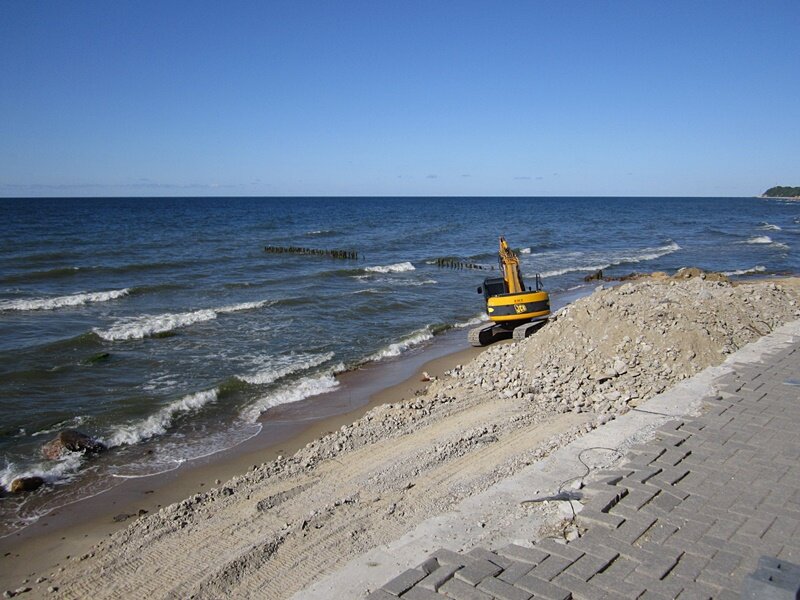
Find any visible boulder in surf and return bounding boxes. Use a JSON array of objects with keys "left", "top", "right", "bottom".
[{"left": 41, "top": 429, "right": 107, "bottom": 460}]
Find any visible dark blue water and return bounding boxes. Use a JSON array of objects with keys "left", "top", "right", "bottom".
[{"left": 0, "top": 196, "right": 797, "bottom": 531}]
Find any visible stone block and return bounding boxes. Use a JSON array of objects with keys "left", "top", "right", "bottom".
[
  {"left": 453, "top": 558, "right": 502, "bottom": 586},
  {"left": 418, "top": 564, "right": 460, "bottom": 591},
  {"left": 514, "top": 573, "right": 571, "bottom": 600},
  {"left": 534, "top": 538, "right": 585, "bottom": 562},
  {"left": 382, "top": 568, "right": 426, "bottom": 596},
  {"left": 476, "top": 576, "right": 532, "bottom": 600},
  {"left": 496, "top": 543, "right": 549, "bottom": 566},
  {"left": 438, "top": 577, "right": 493, "bottom": 600}
]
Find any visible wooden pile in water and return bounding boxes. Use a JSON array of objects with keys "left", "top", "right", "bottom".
[
  {"left": 264, "top": 246, "right": 359, "bottom": 260},
  {"left": 434, "top": 258, "right": 494, "bottom": 271}
]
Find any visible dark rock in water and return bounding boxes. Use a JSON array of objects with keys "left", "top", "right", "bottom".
[
  {"left": 41, "top": 430, "right": 107, "bottom": 460},
  {"left": 583, "top": 269, "right": 604, "bottom": 282},
  {"left": 152, "top": 331, "right": 177, "bottom": 339},
  {"left": 82, "top": 352, "right": 111, "bottom": 365},
  {"left": 10, "top": 477, "right": 45, "bottom": 494}
]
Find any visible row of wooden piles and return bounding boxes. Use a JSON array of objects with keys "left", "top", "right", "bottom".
[{"left": 264, "top": 246, "right": 359, "bottom": 260}]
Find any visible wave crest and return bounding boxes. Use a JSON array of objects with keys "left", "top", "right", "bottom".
[
  {"left": 242, "top": 370, "right": 341, "bottom": 422},
  {"left": 105, "top": 389, "right": 219, "bottom": 448},
  {"left": 0, "top": 288, "right": 130, "bottom": 312},
  {"left": 364, "top": 262, "right": 415, "bottom": 273},
  {"left": 236, "top": 352, "right": 334, "bottom": 385},
  {"left": 94, "top": 300, "right": 269, "bottom": 341}
]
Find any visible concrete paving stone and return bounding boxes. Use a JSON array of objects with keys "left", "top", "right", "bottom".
[
  {"left": 567, "top": 535, "right": 621, "bottom": 563},
  {"left": 626, "top": 466, "right": 664, "bottom": 484},
  {"left": 418, "top": 557, "right": 441, "bottom": 575},
  {"left": 638, "top": 591, "right": 672, "bottom": 600},
  {"left": 431, "top": 548, "right": 471, "bottom": 567},
  {"left": 708, "top": 516, "right": 746, "bottom": 541},
  {"left": 400, "top": 587, "right": 443, "bottom": 600},
  {"left": 636, "top": 551, "right": 684, "bottom": 580},
  {"left": 675, "top": 581, "right": 718, "bottom": 599},
  {"left": 575, "top": 508, "right": 625, "bottom": 530},
  {"left": 650, "top": 490, "right": 685, "bottom": 513},
  {"left": 438, "top": 577, "right": 493, "bottom": 600},
  {"left": 476, "top": 576, "right": 532, "bottom": 600},
  {"left": 608, "top": 502, "right": 645, "bottom": 522},
  {"left": 383, "top": 568, "right": 428, "bottom": 596},
  {"left": 418, "top": 564, "right": 461, "bottom": 592},
  {"left": 495, "top": 544, "right": 549, "bottom": 566},
  {"left": 496, "top": 560, "right": 533, "bottom": 585},
  {"left": 590, "top": 570, "right": 646, "bottom": 599},
  {"left": 561, "top": 552, "right": 617, "bottom": 582},
  {"left": 737, "top": 515, "right": 776, "bottom": 538},
  {"left": 582, "top": 487, "right": 627, "bottom": 512},
  {"left": 636, "top": 521, "right": 678, "bottom": 546},
  {"left": 615, "top": 488, "right": 659, "bottom": 510},
  {"left": 650, "top": 465, "right": 691, "bottom": 486},
  {"left": 551, "top": 572, "right": 607, "bottom": 600},
  {"left": 534, "top": 538, "right": 585, "bottom": 562},
  {"left": 367, "top": 590, "right": 399, "bottom": 600},
  {"left": 653, "top": 448, "right": 692, "bottom": 467},
  {"left": 665, "top": 553, "right": 710, "bottom": 581},
  {"left": 513, "top": 573, "right": 571, "bottom": 600},
  {"left": 528, "top": 554, "right": 575, "bottom": 582},
  {"left": 466, "top": 548, "right": 514, "bottom": 570},
  {"left": 695, "top": 566, "right": 736, "bottom": 591},
  {"left": 609, "top": 514, "right": 657, "bottom": 545},
  {"left": 453, "top": 559, "right": 502, "bottom": 586}
]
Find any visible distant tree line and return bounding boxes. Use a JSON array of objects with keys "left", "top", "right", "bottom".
[{"left": 764, "top": 186, "right": 800, "bottom": 198}]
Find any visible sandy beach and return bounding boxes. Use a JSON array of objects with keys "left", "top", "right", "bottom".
[{"left": 1, "top": 272, "right": 799, "bottom": 598}]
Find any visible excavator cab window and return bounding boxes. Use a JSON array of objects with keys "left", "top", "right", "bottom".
[{"left": 480, "top": 277, "right": 506, "bottom": 301}]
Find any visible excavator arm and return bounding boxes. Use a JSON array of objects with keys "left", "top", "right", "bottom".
[{"left": 499, "top": 236, "right": 525, "bottom": 293}]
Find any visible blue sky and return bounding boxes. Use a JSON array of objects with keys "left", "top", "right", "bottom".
[{"left": 1, "top": 1, "right": 798, "bottom": 197}]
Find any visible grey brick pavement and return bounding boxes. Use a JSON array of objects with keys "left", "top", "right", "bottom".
[{"left": 369, "top": 344, "right": 800, "bottom": 599}]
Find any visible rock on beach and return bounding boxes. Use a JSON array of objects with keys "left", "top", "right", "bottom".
[{"left": 41, "top": 430, "right": 106, "bottom": 460}]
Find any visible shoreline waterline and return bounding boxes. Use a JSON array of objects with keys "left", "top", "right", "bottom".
[{"left": 0, "top": 284, "right": 593, "bottom": 585}]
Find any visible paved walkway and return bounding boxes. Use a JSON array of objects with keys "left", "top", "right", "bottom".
[{"left": 365, "top": 337, "right": 800, "bottom": 599}]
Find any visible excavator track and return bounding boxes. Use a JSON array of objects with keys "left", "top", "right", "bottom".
[{"left": 512, "top": 318, "right": 548, "bottom": 341}]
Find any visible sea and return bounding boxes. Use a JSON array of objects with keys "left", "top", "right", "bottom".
[{"left": 0, "top": 196, "right": 798, "bottom": 534}]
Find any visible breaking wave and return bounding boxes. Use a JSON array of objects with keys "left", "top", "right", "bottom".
[
  {"left": 370, "top": 327, "right": 434, "bottom": 361},
  {"left": 94, "top": 300, "right": 269, "bottom": 341},
  {"left": 745, "top": 236, "right": 773, "bottom": 244},
  {"left": 759, "top": 223, "right": 782, "bottom": 231},
  {"left": 365, "top": 262, "right": 415, "bottom": 273},
  {"left": 721, "top": 265, "right": 767, "bottom": 277},
  {"left": 740, "top": 236, "right": 789, "bottom": 250},
  {"left": 242, "top": 369, "right": 342, "bottom": 422},
  {"left": 537, "top": 241, "right": 682, "bottom": 278},
  {"left": 0, "top": 288, "right": 130, "bottom": 312},
  {"left": 0, "top": 452, "right": 86, "bottom": 489},
  {"left": 104, "top": 389, "right": 219, "bottom": 448},
  {"left": 236, "top": 352, "right": 334, "bottom": 385}
]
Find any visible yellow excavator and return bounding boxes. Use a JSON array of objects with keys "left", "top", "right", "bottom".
[{"left": 468, "top": 237, "right": 550, "bottom": 346}]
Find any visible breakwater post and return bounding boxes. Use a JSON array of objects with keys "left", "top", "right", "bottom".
[
  {"left": 264, "top": 246, "right": 359, "bottom": 260},
  {"left": 434, "top": 258, "right": 494, "bottom": 271}
]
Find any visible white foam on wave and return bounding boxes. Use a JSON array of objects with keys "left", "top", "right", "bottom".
[
  {"left": 0, "top": 451, "right": 85, "bottom": 489},
  {"left": 95, "top": 300, "right": 269, "bottom": 341},
  {"left": 721, "top": 265, "right": 767, "bottom": 277},
  {"left": 236, "top": 352, "right": 334, "bottom": 385},
  {"left": 242, "top": 369, "right": 342, "bottom": 422},
  {"left": 454, "top": 313, "right": 489, "bottom": 328},
  {"left": 370, "top": 327, "right": 434, "bottom": 361},
  {"left": 759, "top": 223, "right": 782, "bottom": 231},
  {"left": 519, "top": 247, "right": 531, "bottom": 254},
  {"left": 740, "top": 236, "right": 789, "bottom": 250},
  {"left": 364, "top": 262, "right": 415, "bottom": 273},
  {"left": 536, "top": 241, "right": 682, "bottom": 278},
  {"left": 745, "top": 236, "right": 773, "bottom": 244},
  {"left": 104, "top": 389, "right": 219, "bottom": 448},
  {"left": 0, "top": 288, "right": 130, "bottom": 312}
]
